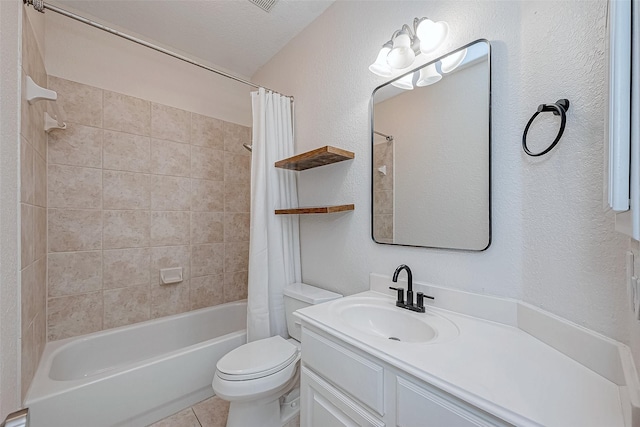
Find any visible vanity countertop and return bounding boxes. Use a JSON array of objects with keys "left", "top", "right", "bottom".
[{"left": 295, "top": 289, "right": 631, "bottom": 427}]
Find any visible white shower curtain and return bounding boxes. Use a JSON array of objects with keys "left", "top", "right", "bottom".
[{"left": 247, "top": 88, "right": 301, "bottom": 342}]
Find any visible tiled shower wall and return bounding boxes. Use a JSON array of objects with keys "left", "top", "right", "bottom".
[
  {"left": 46, "top": 76, "right": 251, "bottom": 341},
  {"left": 20, "top": 10, "right": 48, "bottom": 399},
  {"left": 373, "top": 141, "right": 393, "bottom": 243}
]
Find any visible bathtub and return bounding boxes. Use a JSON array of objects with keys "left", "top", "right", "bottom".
[{"left": 25, "top": 300, "right": 247, "bottom": 427}]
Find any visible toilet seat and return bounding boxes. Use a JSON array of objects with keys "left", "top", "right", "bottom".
[{"left": 216, "top": 336, "right": 298, "bottom": 381}]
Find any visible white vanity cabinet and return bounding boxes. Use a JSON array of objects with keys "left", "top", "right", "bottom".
[{"left": 300, "top": 326, "right": 513, "bottom": 427}]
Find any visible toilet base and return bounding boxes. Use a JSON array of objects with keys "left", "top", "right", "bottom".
[{"left": 226, "top": 399, "right": 281, "bottom": 427}]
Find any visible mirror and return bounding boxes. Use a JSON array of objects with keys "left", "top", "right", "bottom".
[{"left": 371, "top": 39, "right": 491, "bottom": 250}]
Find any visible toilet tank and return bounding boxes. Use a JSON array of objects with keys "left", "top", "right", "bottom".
[{"left": 283, "top": 283, "right": 342, "bottom": 341}]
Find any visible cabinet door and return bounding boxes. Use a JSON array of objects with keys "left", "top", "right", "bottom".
[
  {"left": 301, "top": 366, "right": 385, "bottom": 427},
  {"left": 396, "top": 377, "right": 509, "bottom": 427}
]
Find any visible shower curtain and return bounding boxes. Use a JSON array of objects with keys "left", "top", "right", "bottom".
[{"left": 247, "top": 88, "right": 301, "bottom": 342}]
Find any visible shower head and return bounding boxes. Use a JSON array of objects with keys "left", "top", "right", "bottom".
[{"left": 243, "top": 143, "right": 253, "bottom": 152}]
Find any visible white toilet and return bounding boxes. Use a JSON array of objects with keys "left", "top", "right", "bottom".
[{"left": 212, "top": 283, "right": 342, "bottom": 427}]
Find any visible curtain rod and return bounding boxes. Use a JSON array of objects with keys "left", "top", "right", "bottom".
[{"left": 23, "top": 0, "right": 293, "bottom": 100}]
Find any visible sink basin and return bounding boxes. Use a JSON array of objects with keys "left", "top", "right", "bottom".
[{"left": 330, "top": 296, "right": 458, "bottom": 344}]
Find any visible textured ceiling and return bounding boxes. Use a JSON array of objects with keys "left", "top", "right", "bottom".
[{"left": 53, "top": 0, "right": 334, "bottom": 78}]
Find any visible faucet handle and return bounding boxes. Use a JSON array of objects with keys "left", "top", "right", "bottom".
[
  {"left": 416, "top": 292, "right": 435, "bottom": 310},
  {"left": 389, "top": 286, "right": 404, "bottom": 304}
]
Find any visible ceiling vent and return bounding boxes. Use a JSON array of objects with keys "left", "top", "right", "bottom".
[{"left": 248, "top": 0, "right": 278, "bottom": 13}]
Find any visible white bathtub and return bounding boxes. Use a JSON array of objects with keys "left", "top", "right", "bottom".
[{"left": 25, "top": 300, "right": 247, "bottom": 427}]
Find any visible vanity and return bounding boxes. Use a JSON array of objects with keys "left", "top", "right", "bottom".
[{"left": 294, "top": 274, "right": 639, "bottom": 427}]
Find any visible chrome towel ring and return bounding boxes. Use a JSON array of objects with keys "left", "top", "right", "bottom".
[{"left": 522, "top": 99, "right": 570, "bottom": 157}]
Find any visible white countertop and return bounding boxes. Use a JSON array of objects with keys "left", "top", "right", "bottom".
[{"left": 295, "top": 290, "right": 626, "bottom": 427}]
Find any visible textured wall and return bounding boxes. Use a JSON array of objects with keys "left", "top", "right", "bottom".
[
  {"left": 45, "top": 77, "right": 251, "bottom": 341},
  {"left": 253, "top": 0, "right": 634, "bottom": 351},
  {"left": 20, "top": 7, "right": 48, "bottom": 402},
  {"left": 0, "top": 0, "right": 22, "bottom": 417}
]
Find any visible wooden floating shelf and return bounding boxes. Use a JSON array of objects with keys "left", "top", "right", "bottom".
[
  {"left": 275, "top": 146, "right": 354, "bottom": 171},
  {"left": 275, "top": 204, "right": 355, "bottom": 215}
]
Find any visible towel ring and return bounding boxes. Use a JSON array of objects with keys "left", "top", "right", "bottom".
[{"left": 522, "top": 99, "right": 570, "bottom": 157}]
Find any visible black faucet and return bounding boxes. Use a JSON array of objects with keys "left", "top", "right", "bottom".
[{"left": 389, "top": 264, "right": 434, "bottom": 313}]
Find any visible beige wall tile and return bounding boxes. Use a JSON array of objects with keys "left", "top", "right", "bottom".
[
  {"left": 21, "top": 322, "right": 35, "bottom": 402},
  {"left": 151, "top": 175, "right": 191, "bottom": 211},
  {"left": 191, "top": 179, "right": 223, "bottom": 212},
  {"left": 21, "top": 204, "right": 34, "bottom": 268},
  {"left": 191, "top": 113, "right": 224, "bottom": 149},
  {"left": 151, "top": 103, "right": 190, "bottom": 143},
  {"left": 103, "top": 210, "right": 150, "bottom": 249},
  {"left": 48, "top": 164, "right": 102, "bottom": 209},
  {"left": 103, "top": 285, "right": 150, "bottom": 329},
  {"left": 373, "top": 214, "right": 393, "bottom": 241},
  {"left": 191, "top": 146, "right": 223, "bottom": 181},
  {"left": 150, "top": 245, "right": 190, "bottom": 285},
  {"left": 224, "top": 213, "right": 250, "bottom": 243},
  {"left": 103, "top": 171, "right": 151, "bottom": 210},
  {"left": 104, "top": 91, "right": 150, "bottom": 136},
  {"left": 21, "top": 264, "right": 35, "bottom": 336},
  {"left": 151, "top": 138, "right": 190, "bottom": 177},
  {"left": 21, "top": 73, "right": 33, "bottom": 144},
  {"left": 103, "top": 130, "right": 150, "bottom": 173},
  {"left": 150, "top": 211, "right": 190, "bottom": 246},
  {"left": 34, "top": 206, "right": 46, "bottom": 261},
  {"left": 223, "top": 152, "right": 251, "bottom": 183},
  {"left": 34, "top": 151, "right": 46, "bottom": 208},
  {"left": 48, "top": 123, "right": 103, "bottom": 168},
  {"left": 373, "top": 190, "right": 393, "bottom": 215},
  {"left": 149, "top": 408, "right": 200, "bottom": 427},
  {"left": 103, "top": 248, "right": 151, "bottom": 289},
  {"left": 192, "top": 396, "right": 230, "bottom": 427},
  {"left": 151, "top": 280, "right": 190, "bottom": 318},
  {"left": 190, "top": 275, "right": 224, "bottom": 310},
  {"left": 48, "top": 292, "right": 103, "bottom": 341},
  {"left": 224, "top": 182, "right": 250, "bottom": 212},
  {"left": 34, "top": 257, "right": 47, "bottom": 319},
  {"left": 49, "top": 76, "right": 103, "bottom": 128},
  {"left": 224, "top": 242, "right": 249, "bottom": 274},
  {"left": 191, "top": 212, "right": 224, "bottom": 244},
  {"left": 20, "top": 137, "right": 34, "bottom": 204},
  {"left": 224, "top": 271, "right": 248, "bottom": 303},
  {"left": 33, "top": 311, "right": 46, "bottom": 373},
  {"left": 48, "top": 209, "right": 102, "bottom": 252},
  {"left": 30, "top": 100, "right": 47, "bottom": 159},
  {"left": 48, "top": 251, "right": 102, "bottom": 297},
  {"left": 223, "top": 121, "right": 252, "bottom": 156},
  {"left": 191, "top": 243, "right": 224, "bottom": 278},
  {"left": 21, "top": 11, "right": 41, "bottom": 82}
]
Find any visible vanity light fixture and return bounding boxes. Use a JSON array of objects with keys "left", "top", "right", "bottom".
[
  {"left": 440, "top": 48, "right": 467, "bottom": 73},
  {"left": 416, "top": 63, "right": 442, "bottom": 86},
  {"left": 391, "top": 73, "right": 415, "bottom": 90},
  {"left": 369, "top": 17, "right": 449, "bottom": 77}
]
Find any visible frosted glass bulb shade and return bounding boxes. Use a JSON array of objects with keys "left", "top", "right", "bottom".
[
  {"left": 369, "top": 46, "right": 392, "bottom": 76},
  {"left": 387, "top": 32, "right": 415, "bottom": 69},
  {"left": 417, "top": 20, "right": 449, "bottom": 54},
  {"left": 441, "top": 48, "right": 468, "bottom": 73},
  {"left": 391, "top": 73, "right": 414, "bottom": 90},
  {"left": 416, "top": 64, "right": 442, "bottom": 86}
]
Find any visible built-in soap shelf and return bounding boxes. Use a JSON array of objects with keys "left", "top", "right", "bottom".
[
  {"left": 274, "top": 146, "right": 355, "bottom": 215},
  {"left": 25, "top": 76, "right": 67, "bottom": 133},
  {"left": 160, "top": 267, "right": 183, "bottom": 284}
]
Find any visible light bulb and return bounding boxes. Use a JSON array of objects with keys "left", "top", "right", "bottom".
[
  {"left": 369, "top": 46, "right": 392, "bottom": 77},
  {"left": 387, "top": 31, "right": 415, "bottom": 69},
  {"left": 441, "top": 48, "right": 467, "bottom": 73},
  {"left": 416, "top": 19, "right": 449, "bottom": 54},
  {"left": 391, "top": 73, "right": 414, "bottom": 90},
  {"left": 416, "top": 63, "right": 442, "bottom": 86}
]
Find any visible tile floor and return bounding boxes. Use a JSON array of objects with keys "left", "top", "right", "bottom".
[{"left": 148, "top": 396, "right": 300, "bottom": 427}]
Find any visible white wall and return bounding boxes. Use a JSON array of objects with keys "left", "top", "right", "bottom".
[
  {"left": 253, "top": 0, "right": 635, "bottom": 356},
  {"left": 0, "top": 1, "right": 22, "bottom": 418},
  {"left": 44, "top": 10, "right": 252, "bottom": 126}
]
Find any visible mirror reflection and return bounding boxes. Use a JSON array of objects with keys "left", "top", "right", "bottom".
[{"left": 371, "top": 40, "right": 491, "bottom": 250}]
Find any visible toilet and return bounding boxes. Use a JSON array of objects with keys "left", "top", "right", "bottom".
[{"left": 212, "top": 283, "right": 342, "bottom": 427}]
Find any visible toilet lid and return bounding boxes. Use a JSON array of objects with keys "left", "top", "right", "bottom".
[{"left": 216, "top": 336, "right": 298, "bottom": 381}]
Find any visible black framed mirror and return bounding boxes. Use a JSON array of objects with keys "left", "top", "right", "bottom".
[{"left": 371, "top": 39, "right": 491, "bottom": 251}]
